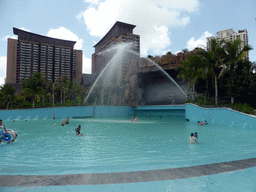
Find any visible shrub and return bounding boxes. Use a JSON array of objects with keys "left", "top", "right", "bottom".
[{"left": 231, "top": 103, "right": 254, "bottom": 115}]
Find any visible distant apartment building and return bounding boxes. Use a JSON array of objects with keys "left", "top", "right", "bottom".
[
  {"left": 91, "top": 21, "right": 140, "bottom": 84},
  {"left": 6, "top": 27, "right": 82, "bottom": 85},
  {"left": 207, "top": 28, "right": 249, "bottom": 58}
]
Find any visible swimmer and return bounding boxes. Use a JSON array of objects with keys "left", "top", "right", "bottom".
[
  {"left": 194, "top": 132, "right": 198, "bottom": 139},
  {"left": 75, "top": 125, "right": 83, "bottom": 136},
  {"left": 187, "top": 133, "right": 198, "bottom": 144},
  {"left": 54, "top": 123, "right": 57, "bottom": 126},
  {"left": 61, "top": 121, "right": 65, "bottom": 126},
  {"left": 198, "top": 121, "right": 204, "bottom": 126},
  {"left": 65, "top": 117, "right": 69, "bottom": 124},
  {"left": 0, "top": 119, "right": 8, "bottom": 144},
  {"left": 53, "top": 114, "right": 56, "bottom": 119},
  {"left": 130, "top": 117, "right": 137, "bottom": 122}
]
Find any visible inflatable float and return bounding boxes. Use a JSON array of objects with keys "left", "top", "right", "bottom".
[{"left": 1, "top": 129, "right": 17, "bottom": 143}]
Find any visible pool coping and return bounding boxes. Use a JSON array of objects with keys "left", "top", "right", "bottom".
[{"left": 1, "top": 157, "right": 256, "bottom": 187}]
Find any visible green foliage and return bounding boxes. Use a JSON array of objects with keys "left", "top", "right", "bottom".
[
  {"left": 0, "top": 84, "right": 16, "bottom": 109},
  {"left": 147, "top": 55, "right": 154, "bottom": 59},
  {"left": 185, "top": 99, "right": 193, "bottom": 103},
  {"left": 231, "top": 103, "right": 254, "bottom": 115},
  {"left": 194, "top": 96, "right": 208, "bottom": 106}
]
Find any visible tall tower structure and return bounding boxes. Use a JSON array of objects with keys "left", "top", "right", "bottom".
[
  {"left": 91, "top": 21, "right": 140, "bottom": 84},
  {"left": 207, "top": 28, "right": 249, "bottom": 58},
  {"left": 6, "top": 28, "right": 82, "bottom": 85}
]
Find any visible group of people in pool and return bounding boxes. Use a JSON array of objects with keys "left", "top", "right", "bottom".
[
  {"left": 188, "top": 132, "right": 198, "bottom": 144},
  {"left": 130, "top": 117, "right": 138, "bottom": 122},
  {"left": 53, "top": 115, "right": 83, "bottom": 136},
  {"left": 60, "top": 117, "right": 69, "bottom": 126},
  {"left": 198, "top": 120, "right": 208, "bottom": 126}
]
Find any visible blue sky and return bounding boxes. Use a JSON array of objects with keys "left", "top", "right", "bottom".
[{"left": 0, "top": 0, "right": 256, "bottom": 85}]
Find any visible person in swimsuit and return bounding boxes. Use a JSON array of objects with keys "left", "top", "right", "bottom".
[
  {"left": 65, "top": 117, "right": 69, "bottom": 124},
  {"left": 61, "top": 121, "right": 65, "bottom": 126},
  {"left": 188, "top": 133, "right": 198, "bottom": 144},
  {"left": 75, "top": 125, "right": 83, "bottom": 136},
  {"left": 0, "top": 119, "right": 8, "bottom": 144},
  {"left": 194, "top": 132, "right": 198, "bottom": 139}
]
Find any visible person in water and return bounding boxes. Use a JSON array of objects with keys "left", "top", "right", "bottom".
[
  {"left": 188, "top": 133, "right": 198, "bottom": 144},
  {"left": 130, "top": 117, "right": 137, "bottom": 122},
  {"left": 75, "top": 125, "right": 83, "bottom": 136},
  {"left": 61, "top": 121, "right": 65, "bottom": 126},
  {"left": 53, "top": 115, "right": 56, "bottom": 119},
  {"left": 194, "top": 132, "right": 198, "bottom": 139},
  {"left": 65, "top": 117, "right": 69, "bottom": 124},
  {"left": 198, "top": 121, "right": 205, "bottom": 126},
  {"left": 0, "top": 119, "right": 8, "bottom": 144}
]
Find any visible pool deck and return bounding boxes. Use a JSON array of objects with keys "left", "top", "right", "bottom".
[{"left": 1, "top": 158, "right": 256, "bottom": 187}]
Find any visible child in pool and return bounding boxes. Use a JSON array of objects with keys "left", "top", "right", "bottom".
[{"left": 75, "top": 125, "right": 83, "bottom": 136}]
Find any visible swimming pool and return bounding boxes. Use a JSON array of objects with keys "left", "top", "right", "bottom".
[{"left": 1, "top": 115, "right": 256, "bottom": 176}]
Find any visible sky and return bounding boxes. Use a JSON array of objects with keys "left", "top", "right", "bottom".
[{"left": 0, "top": 0, "right": 256, "bottom": 86}]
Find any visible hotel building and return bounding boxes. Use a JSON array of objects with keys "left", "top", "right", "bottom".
[
  {"left": 207, "top": 28, "right": 249, "bottom": 58},
  {"left": 91, "top": 21, "right": 140, "bottom": 84},
  {"left": 6, "top": 27, "right": 82, "bottom": 85}
]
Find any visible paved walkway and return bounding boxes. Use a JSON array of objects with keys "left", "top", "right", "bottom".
[{"left": 1, "top": 158, "right": 256, "bottom": 187}]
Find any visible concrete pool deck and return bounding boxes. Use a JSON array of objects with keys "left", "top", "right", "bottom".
[{"left": 1, "top": 158, "right": 256, "bottom": 187}]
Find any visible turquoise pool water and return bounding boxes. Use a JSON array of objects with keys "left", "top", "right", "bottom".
[{"left": 1, "top": 116, "right": 256, "bottom": 175}]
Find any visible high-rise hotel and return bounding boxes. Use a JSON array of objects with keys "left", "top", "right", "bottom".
[
  {"left": 6, "top": 28, "right": 82, "bottom": 85},
  {"left": 207, "top": 28, "right": 249, "bottom": 58},
  {"left": 91, "top": 21, "right": 140, "bottom": 84}
]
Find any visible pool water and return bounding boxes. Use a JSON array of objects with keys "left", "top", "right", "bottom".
[{"left": 1, "top": 116, "right": 256, "bottom": 175}]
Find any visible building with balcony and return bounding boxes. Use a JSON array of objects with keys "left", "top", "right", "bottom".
[
  {"left": 91, "top": 21, "right": 140, "bottom": 84},
  {"left": 6, "top": 27, "right": 82, "bottom": 85},
  {"left": 207, "top": 28, "right": 249, "bottom": 58}
]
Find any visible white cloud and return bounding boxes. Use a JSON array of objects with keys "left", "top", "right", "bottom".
[
  {"left": 186, "top": 31, "right": 213, "bottom": 50},
  {"left": 0, "top": 56, "right": 7, "bottom": 85},
  {"left": 84, "top": 0, "right": 99, "bottom": 5},
  {"left": 0, "top": 77, "right": 5, "bottom": 86},
  {"left": 83, "top": 55, "right": 91, "bottom": 74},
  {"left": 78, "top": 0, "right": 199, "bottom": 56},
  {"left": 19, "top": 27, "right": 30, "bottom": 32},
  {"left": 47, "top": 27, "right": 83, "bottom": 50},
  {"left": 2, "top": 35, "right": 17, "bottom": 41}
]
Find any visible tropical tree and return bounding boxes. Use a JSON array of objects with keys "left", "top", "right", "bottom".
[
  {"left": 22, "top": 72, "right": 45, "bottom": 108},
  {"left": 224, "top": 60, "right": 256, "bottom": 105},
  {"left": 197, "top": 39, "right": 226, "bottom": 105},
  {"left": 222, "top": 39, "right": 253, "bottom": 103},
  {"left": 176, "top": 54, "right": 203, "bottom": 100},
  {"left": 0, "top": 84, "right": 16, "bottom": 109},
  {"left": 147, "top": 55, "right": 154, "bottom": 59},
  {"left": 182, "top": 48, "right": 188, "bottom": 53}
]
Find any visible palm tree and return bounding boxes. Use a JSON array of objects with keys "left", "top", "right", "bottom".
[
  {"left": 22, "top": 72, "right": 45, "bottom": 108},
  {"left": 23, "top": 86, "right": 44, "bottom": 108},
  {"left": 0, "top": 84, "right": 16, "bottom": 109},
  {"left": 176, "top": 55, "right": 203, "bottom": 100},
  {"left": 197, "top": 39, "right": 226, "bottom": 105},
  {"left": 222, "top": 39, "right": 253, "bottom": 103}
]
